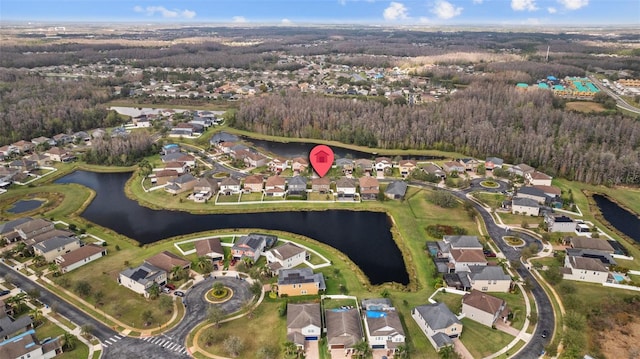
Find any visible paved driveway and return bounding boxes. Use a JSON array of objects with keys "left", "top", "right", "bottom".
[{"left": 305, "top": 339, "right": 320, "bottom": 359}]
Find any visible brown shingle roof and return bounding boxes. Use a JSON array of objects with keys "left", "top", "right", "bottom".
[
  {"left": 58, "top": 244, "right": 105, "bottom": 269},
  {"left": 244, "top": 174, "right": 264, "bottom": 184},
  {"left": 569, "top": 256, "right": 608, "bottom": 272},
  {"left": 325, "top": 308, "right": 363, "bottom": 348},
  {"left": 269, "top": 242, "right": 305, "bottom": 261},
  {"left": 359, "top": 176, "right": 379, "bottom": 188},
  {"left": 311, "top": 177, "right": 330, "bottom": 186},
  {"left": 570, "top": 237, "right": 615, "bottom": 253},
  {"left": 266, "top": 175, "right": 286, "bottom": 187},
  {"left": 463, "top": 290, "right": 506, "bottom": 315},
  {"left": 195, "top": 238, "right": 224, "bottom": 257},
  {"left": 145, "top": 251, "right": 191, "bottom": 272},
  {"left": 450, "top": 249, "right": 487, "bottom": 264}
]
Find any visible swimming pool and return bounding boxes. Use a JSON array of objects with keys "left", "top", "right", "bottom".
[
  {"left": 613, "top": 273, "right": 625, "bottom": 282},
  {"left": 366, "top": 311, "right": 387, "bottom": 318}
]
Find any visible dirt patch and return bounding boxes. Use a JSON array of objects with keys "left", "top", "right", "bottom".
[
  {"left": 566, "top": 101, "right": 606, "bottom": 113},
  {"left": 597, "top": 315, "right": 640, "bottom": 358}
]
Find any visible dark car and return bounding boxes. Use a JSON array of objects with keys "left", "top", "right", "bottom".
[
  {"left": 0, "top": 289, "right": 10, "bottom": 296},
  {"left": 483, "top": 250, "right": 497, "bottom": 258},
  {"left": 165, "top": 283, "right": 176, "bottom": 291},
  {"left": 541, "top": 329, "right": 549, "bottom": 338},
  {"left": 174, "top": 291, "right": 185, "bottom": 297}
]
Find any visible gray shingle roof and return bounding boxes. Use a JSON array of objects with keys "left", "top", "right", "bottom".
[
  {"left": 278, "top": 268, "right": 326, "bottom": 290},
  {"left": 431, "top": 332, "right": 453, "bottom": 349},
  {"left": 414, "top": 302, "right": 461, "bottom": 330},
  {"left": 469, "top": 266, "right": 511, "bottom": 281},
  {"left": 120, "top": 263, "right": 165, "bottom": 286},
  {"left": 385, "top": 181, "right": 408, "bottom": 197},
  {"left": 517, "top": 186, "right": 546, "bottom": 198},
  {"left": 325, "top": 308, "right": 363, "bottom": 348},
  {"left": 512, "top": 197, "right": 540, "bottom": 208},
  {"left": 443, "top": 235, "right": 483, "bottom": 249},
  {"left": 287, "top": 303, "right": 321, "bottom": 332},
  {"left": 34, "top": 236, "right": 79, "bottom": 253}
]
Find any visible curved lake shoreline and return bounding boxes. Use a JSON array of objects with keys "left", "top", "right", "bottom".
[
  {"left": 55, "top": 171, "right": 409, "bottom": 285},
  {"left": 592, "top": 193, "right": 640, "bottom": 244}
]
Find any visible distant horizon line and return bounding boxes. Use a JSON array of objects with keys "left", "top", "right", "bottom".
[{"left": 2, "top": 20, "right": 638, "bottom": 29}]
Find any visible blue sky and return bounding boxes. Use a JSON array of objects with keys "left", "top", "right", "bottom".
[{"left": 1, "top": 0, "right": 638, "bottom": 25}]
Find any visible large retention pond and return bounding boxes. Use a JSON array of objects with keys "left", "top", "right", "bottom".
[
  {"left": 593, "top": 194, "right": 640, "bottom": 244},
  {"left": 55, "top": 171, "right": 409, "bottom": 285}
]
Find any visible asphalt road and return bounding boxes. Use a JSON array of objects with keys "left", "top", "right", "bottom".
[
  {"left": 0, "top": 263, "right": 253, "bottom": 359},
  {"left": 588, "top": 76, "right": 640, "bottom": 115},
  {"left": 459, "top": 180, "right": 554, "bottom": 358}
]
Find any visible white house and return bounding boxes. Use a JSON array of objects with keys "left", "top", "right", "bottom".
[
  {"left": 545, "top": 214, "right": 577, "bottom": 233},
  {"left": 118, "top": 263, "right": 167, "bottom": 298},
  {"left": 265, "top": 242, "right": 306, "bottom": 274},
  {"left": 467, "top": 266, "right": 512, "bottom": 293},
  {"left": 562, "top": 256, "right": 609, "bottom": 284},
  {"left": 449, "top": 249, "right": 487, "bottom": 272},
  {"left": 286, "top": 303, "right": 322, "bottom": 349},
  {"left": 55, "top": 244, "right": 107, "bottom": 273},
  {"left": 461, "top": 290, "right": 509, "bottom": 327},
  {"left": 363, "top": 309, "right": 406, "bottom": 351},
  {"left": 525, "top": 171, "right": 553, "bottom": 186},
  {"left": 511, "top": 197, "right": 540, "bottom": 216},
  {"left": 412, "top": 302, "right": 463, "bottom": 351},
  {"left": 33, "top": 236, "right": 82, "bottom": 262}
]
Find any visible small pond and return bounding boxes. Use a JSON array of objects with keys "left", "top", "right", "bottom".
[
  {"left": 592, "top": 194, "right": 640, "bottom": 244},
  {"left": 7, "top": 199, "right": 45, "bottom": 214}
]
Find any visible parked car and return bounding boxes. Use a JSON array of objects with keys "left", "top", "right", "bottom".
[
  {"left": 174, "top": 291, "right": 185, "bottom": 297},
  {"left": 162, "top": 287, "right": 171, "bottom": 294},
  {"left": 165, "top": 283, "right": 176, "bottom": 291},
  {"left": 541, "top": 329, "right": 549, "bottom": 338},
  {"left": 483, "top": 250, "right": 497, "bottom": 258},
  {"left": 0, "top": 289, "right": 10, "bottom": 296}
]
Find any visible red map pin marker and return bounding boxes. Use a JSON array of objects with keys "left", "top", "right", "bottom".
[{"left": 309, "top": 145, "right": 334, "bottom": 178}]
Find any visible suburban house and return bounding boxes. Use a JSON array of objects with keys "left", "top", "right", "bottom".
[
  {"left": 461, "top": 290, "right": 509, "bottom": 327},
  {"left": 161, "top": 143, "right": 181, "bottom": 156},
  {"left": 232, "top": 235, "right": 267, "bottom": 262},
  {"left": 151, "top": 169, "right": 179, "bottom": 185},
  {"left": 0, "top": 329, "right": 62, "bottom": 359},
  {"left": 335, "top": 158, "right": 354, "bottom": 175},
  {"left": 0, "top": 308, "right": 33, "bottom": 341},
  {"left": 449, "top": 249, "right": 488, "bottom": 272},
  {"left": 291, "top": 157, "right": 308, "bottom": 174},
  {"left": 458, "top": 158, "right": 479, "bottom": 171},
  {"left": 286, "top": 303, "right": 322, "bottom": 349},
  {"left": 508, "top": 163, "right": 535, "bottom": 177},
  {"left": 165, "top": 173, "right": 197, "bottom": 194},
  {"left": 265, "top": 175, "right": 286, "bottom": 197},
  {"left": 52, "top": 133, "right": 73, "bottom": 145},
  {"left": 485, "top": 157, "right": 504, "bottom": 170},
  {"left": 45, "top": 147, "right": 74, "bottom": 162},
  {"left": 412, "top": 302, "right": 463, "bottom": 351},
  {"left": 359, "top": 176, "right": 379, "bottom": 200},
  {"left": 265, "top": 242, "right": 307, "bottom": 274},
  {"left": 242, "top": 175, "right": 264, "bottom": 193},
  {"left": 311, "top": 177, "right": 331, "bottom": 193},
  {"left": 354, "top": 159, "right": 373, "bottom": 174},
  {"left": 398, "top": 160, "right": 417, "bottom": 178},
  {"left": 24, "top": 229, "right": 73, "bottom": 247},
  {"left": 277, "top": 268, "right": 326, "bottom": 297},
  {"left": 55, "top": 244, "right": 107, "bottom": 273},
  {"left": 27, "top": 153, "right": 50, "bottom": 167},
  {"left": 442, "top": 161, "right": 465, "bottom": 174},
  {"left": 287, "top": 176, "right": 308, "bottom": 196},
  {"left": 33, "top": 236, "right": 82, "bottom": 262},
  {"left": 11, "top": 140, "right": 34, "bottom": 154},
  {"left": 118, "top": 263, "right": 167, "bottom": 297},
  {"left": 362, "top": 305, "right": 406, "bottom": 351},
  {"left": 243, "top": 152, "right": 268, "bottom": 168},
  {"left": 267, "top": 158, "right": 288, "bottom": 173},
  {"left": 325, "top": 308, "right": 364, "bottom": 352},
  {"left": 423, "top": 163, "right": 447, "bottom": 179},
  {"left": 9, "top": 159, "right": 38, "bottom": 172},
  {"left": 467, "top": 266, "right": 512, "bottom": 292},
  {"left": 31, "top": 136, "right": 55, "bottom": 147},
  {"left": 163, "top": 161, "right": 189, "bottom": 174},
  {"left": 145, "top": 251, "right": 191, "bottom": 273},
  {"left": 565, "top": 248, "right": 617, "bottom": 267},
  {"left": 568, "top": 237, "right": 615, "bottom": 254},
  {"left": 533, "top": 185, "right": 562, "bottom": 199},
  {"left": 219, "top": 177, "right": 241, "bottom": 195},
  {"left": 515, "top": 186, "right": 548, "bottom": 203},
  {"left": 385, "top": 181, "right": 408, "bottom": 200},
  {"left": 336, "top": 177, "right": 357, "bottom": 199},
  {"left": 511, "top": 197, "right": 541, "bottom": 216},
  {"left": 161, "top": 152, "right": 195, "bottom": 167},
  {"left": 13, "top": 219, "right": 55, "bottom": 242},
  {"left": 545, "top": 214, "right": 577, "bottom": 233},
  {"left": 192, "top": 177, "right": 219, "bottom": 202},
  {"left": 562, "top": 256, "right": 610, "bottom": 284},
  {"left": 526, "top": 171, "right": 553, "bottom": 186},
  {"left": 73, "top": 131, "right": 91, "bottom": 142},
  {"left": 374, "top": 157, "right": 393, "bottom": 173},
  {"left": 195, "top": 238, "right": 225, "bottom": 263}
]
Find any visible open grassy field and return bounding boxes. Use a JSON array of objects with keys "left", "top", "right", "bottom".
[
  {"left": 460, "top": 318, "right": 515, "bottom": 358},
  {"left": 471, "top": 191, "right": 506, "bottom": 209},
  {"left": 565, "top": 101, "right": 607, "bottom": 113}
]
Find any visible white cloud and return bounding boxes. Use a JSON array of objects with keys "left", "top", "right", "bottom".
[
  {"left": 133, "top": 5, "right": 196, "bottom": 19},
  {"left": 547, "top": 6, "right": 557, "bottom": 13},
  {"left": 557, "top": 0, "right": 589, "bottom": 10},
  {"left": 511, "top": 0, "right": 538, "bottom": 11},
  {"left": 232, "top": 16, "right": 247, "bottom": 23},
  {"left": 472, "top": 0, "right": 483, "bottom": 4},
  {"left": 383, "top": 2, "right": 409, "bottom": 20},
  {"left": 419, "top": 16, "right": 431, "bottom": 23},
  {"left": 281, "top": 18, "right": 292, "bottom": 24},
  {"left": 431, "top": 0, "right": 463, "bottom": 19}
]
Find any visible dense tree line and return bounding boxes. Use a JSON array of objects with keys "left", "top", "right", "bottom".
[
  {"left": 0, "top": 70, "right": 112, "bottom": 145},
  {"left": 232, "top": 86, "right": 640, "bottom": 185},
  {"left": 82, "top": 132, "right": 155, "bottom": 166}
]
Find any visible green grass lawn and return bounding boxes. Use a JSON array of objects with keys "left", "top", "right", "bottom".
[
  {"left": 472, "top": 191, "right": 506, "bottom": 209},
  {"left": 239, "top": 192, "right": 263, "bottom": 202},
  {"left": 308, "top": 192, "right": 334, "bottom": 201},
  {"left": 197, "top": 300, "right": 285, "bottom": 359},
  {"left": 35, "top": 319, "right": 89, "bottom": 359},
  {"left": 216, "top": 194, "right": 240, "bottom": 203},
  {"left": 322, "top": 297, "right": 357, "bottom": 310},
  {"left": 492, "top": 289, "right": 527, "bottom": 330},
  {"left": 460, "top": 318, "right": 515, "bottom": 358},
  {"left": 432, "top": 291, "right": 463, "bottom": 314},
  {"left": 497, "top": 212, "right": 543, "bottom": 227}
]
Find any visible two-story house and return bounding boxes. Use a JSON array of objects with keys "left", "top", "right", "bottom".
[
  {"left": 266, "top": 242, "right": 306, "bottom": 274},
  {"left": 362, "top": 301, "right": 406, "bottom": 352},
  {"left": 287, "top": 303, "right": 322, "bottom": 349},
  {"left": 562, "top": 256, "right": 609, "bottom": 284},
  {"left": 232, "top": 235, "right": 267, "bottom": 262},
  {"left": 55, "top": 244, "right": 107, "bottom": 273},
  {"left": 118, "top": 263, "right": 167, "bottom": 298},
  {"left": 412, "top": 302, "right": 463, "bottom": 351},
  {"left": 359, "top": 176, "right": 379, "bottom": 201},
  {"left": 33, "top": 236, "right": 82, "bottom": 262},
  {"left": 277, "top": 268, "right": 326, "bottom": 297},
  {"left": 242, "top": 175, "right": 264, "bottom": 193},
  {"left": 461, "top": 290, "right": 509, "bottom": 327}
]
